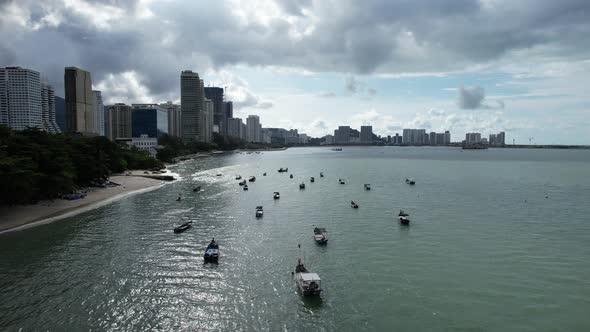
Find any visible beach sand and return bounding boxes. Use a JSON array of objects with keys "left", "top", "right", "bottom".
[{"left": 0, "top": 175, "right": 166, "bottom": 234}]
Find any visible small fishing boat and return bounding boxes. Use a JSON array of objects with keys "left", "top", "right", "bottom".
[
  {"left": 399, "top": 216, "right": 410, "bottom": 225},
  {"left": 256, "top": 206, "right": 264, "bottom": 218},
  {"left": 405, "top": 178, "right": 416, "bottom": 185},
  {"left": 364, "top": 184, "right": 371, "bottom": 190},
  {"left": 176, "top": 195, "right": 182, "bottom": 201},
  {"left": 239, "top": 180, "right": 246, "bottom": 186},
  {"left": 313, "top": 227, "right": 328, "bottom": 244},
  {"left": 299, "top": 183, "right": 306, "bottom": 189},
  {"left": 320, "top": 172, "right": 324, "bottom": 178},
  {"left": 295, "top": 257, "right": 322, "bottom": 296},
  {"left": 398, "top": 210, "right": 410, "bottom": 217},
  {"left": 216, "top": 173, "right": 222, "bottom": 177},
  {"left": 290, "top": 174, "right": 293, "bottom": 179},
  {"left": 249, "top": 176, "right": 256, "bottom": 182},
  {"left": 278, "top": 167, "right": 289, "bottom": 173},
  {"left": 351, "top": 201, "right": 359, "bottom": 208},
  {"left": 204, "top": 239, "right": 220, "bottom": 262},
  {"left": 310, "top": 177, "right": 315, "bottom": 183},
  {"left": 331, "top": 147, "right": 342, "bottom": 151},
  {"left": 193, "top": 186, "right": 201, "bottom": 192},
  {"left": 243, "top": 185, "right": 249, "bottom": 190},
  {"left": 263, "top": 172, "right": 267, "bottom": 176},
  {"left": 339, "top": 178, "right": 345, "bottom": 184},
  {"left": 273, "top": 192, "right": 280, "bottom": 199},
  {"left": 173, "top": 221, "right": 192, "bottom": 233},
  {"left": 235, "top": 175, "right": 242, "bottom": 180}
]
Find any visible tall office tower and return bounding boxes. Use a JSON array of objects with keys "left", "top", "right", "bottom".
[
  {"left": 334, "top": 126, "right": 351, "bottom": 144},
  {"left": 91, "top": 90, "right": 104, "bottom": 136},
  {"left": 246, "top": 115, "right": 261, "bottom": 143},
  {"left": 64, "top": 67, "right": 93, "bottom": 133},
  {"left": 41, "top": 82, "right": 60, "bottom": 133},
  {"left": 180, "top": 71, "right": 204, "bottom": 143},
  {"left": 202, "top": 98, "right": 214, "bottom": 143},
  {"left": 204, "top": 87, "right": 225, "bottom": 135},
  {"left": 360, "top": 125, "right": 373, "bottom": 143},
  {"left": 224, "top": 101, "right": 233, "bottom": 131},
  {"left": 444, "top": 130, "right": 451, "bottom": 144},
  {"left": 160, "top": 101, "right": 182, "bottom": 137},
  {"left": 497, "top": 131, "right": 505, "bottom": 145},
  {"left": 0, "top": 67, "right": 43, "bottom": 131},
  {"left": 105, "top": 103, "right": 132, "bottom": 140}
]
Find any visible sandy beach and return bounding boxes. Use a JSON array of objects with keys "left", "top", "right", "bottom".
[{"left": 0, "top": 175, "right": 166, "bottom": 235}]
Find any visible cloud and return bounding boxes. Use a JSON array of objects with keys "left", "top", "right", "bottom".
[
  {"left": 458, "top": 85, "right": 505, "bottom": 109},
  {"left": 345, "top": 76, "right": 358, "bottom": 94},
  {"left": 367, "top": 88, "right": 377, "bottom": 96},
  {"left": 344, "top": 76, "right": 377, "bottom": 97},
  {"left": 317, "top": 92, "right": 336, "bottom": 98},
  {"left": 205, "top": 70, "right": 273, "bottom": 110}
]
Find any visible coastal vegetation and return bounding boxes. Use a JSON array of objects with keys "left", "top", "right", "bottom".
[{"left": 0, "top": 126, "right": 163, "bottom": 205}]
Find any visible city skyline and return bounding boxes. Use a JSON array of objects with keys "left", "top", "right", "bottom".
[{"left": 1, "top": 1, "right": 590, "bottom": 144}]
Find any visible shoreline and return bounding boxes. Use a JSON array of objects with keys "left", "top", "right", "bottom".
[{"left": 0, "top": 175, "right": 168, "bottom": 235}]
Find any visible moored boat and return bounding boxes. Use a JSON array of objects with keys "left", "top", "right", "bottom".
[
  {"left": 320, "top": 172, "right": 324, "bottom": 177},
  {"left": 278, "top": 167, "right": 289, "bottom": 173},
  {"left": 398, "top": 210, "right": 410, "bottom": 217},
  {"left": 351, "top": 200, "right": 359, "bottom": 208},
  {"left": 405, "top": 178, "right": 416, "bottom": 185},
  {"left": 243, "top": 185, "right": 249, "bottom": 190},
  {"left": 235, "top": 175, "right": 242, "bottom": 180},
  {"left": 339, "top": 178, "right": 345, "bottom": 184},
  {"left": 364, "top": 184, "right": 371, "bottom": 190},
  {"left": 310, "top": 177, "right": 315, "bottom": 183},
  {"left": 295, "top": 257, "right": 322, "bottom": 296},
  {"left": 399, "top": 216, "right": 410, "bottom": 225},
  {"left": 173, "top": 221, "right": 192, "bottom": 233},
  {"left": 249, "top": 176, "right": 256, "bottom": 182},
  {"left": 193, "top": 186, "right": 201, "bottom": 192},
  {"left": 299, "top": 183, "right": 305, "bottom": 189},
  {"left": 239, "top": 180, "right": 246, "bottom": 186},
  {"left": 313, "top": 227, "right": 328, "bottom": 244},
  {"left": 204, "top": 238, "right": 220, "bottom": 262},
  {"left": 273, "top": 192, "right": 280, "bottom": 199},
  {"left": 263, "top": 172, "right": 267, "bottom": 176},
  {"left": 290, "top": 174, "right": 294, "bottom": 179},
  {"left": 256, "top": 206, "right": 264, "bottom": 217}
]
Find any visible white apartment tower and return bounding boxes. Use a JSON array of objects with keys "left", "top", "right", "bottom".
[
  {"left": 246, "top": 115, "right": 261, "bottom": 143},
  {"left": 160, "top": 101, "right": 181, "bottom": 137}
]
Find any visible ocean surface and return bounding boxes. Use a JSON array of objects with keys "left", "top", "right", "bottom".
[{"left": 1, "top": 147, "right": 590, "bottom": 331}]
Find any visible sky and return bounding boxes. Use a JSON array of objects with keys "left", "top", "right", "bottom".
[{"left": 1, "top": 0, "right": 589, "bottom": 144}]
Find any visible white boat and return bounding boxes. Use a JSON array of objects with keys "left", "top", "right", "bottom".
[
  {"left": 313, "top": 227, "right": 328, "bottom": 244},
  {"left": 295, "top": 258, "right": 322, "bottom": 296},
  {"left": 255, "top": 206, "right": 263, "bottom": 217},
  {"left": 273, "top": 192, "right": 280, "bottom": 199}
]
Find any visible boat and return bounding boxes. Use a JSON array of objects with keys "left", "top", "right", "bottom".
[
  {"left": 278, "top": 167, "right": 289, "bottom": 173},
  {"left": 313, "top": 227, "right": 328, "bottom": 244},
  {"left": 290, "top": 174, "right": 293, "bottom": 179},
  {"left": 256, "top": 206, "right": 264, "bottom": 218},
  {"left": 295, "top": 257, "right": 322, "bottom": 296},
  {"left": 239, "top": 180, "right": 246, "bottom": 186},
  {"left": 235, "top": 175, "right": 242, "bottom": 180},
  {"left": 243, "top": 185, "right": 249, "bottom": 190},
  {"left": 399, "top": 216, "right": 410, "bottom": 225},
  {"left": 249, "top": 176, "right": 256, "bottom": 182},
  {"left": 273, "top": 192, "right": 280, "bottom": 199},
  {"left": 263, "top": 172, "right": 267, "bottom": 176},
  {"left": 299, "top": 183, "right": 305, "bottom": 189},
  {"left": 339, "top": 178, "right": 345, "bottom": 184},
  {"left": 364, "top": 184, "right": 371, "bottom": 190},
  {"left": 351, "top": 201, "right": 359, "bottom": 208},
  {"left": 173, "top": 221, "right": 192, "bottom": 233},
  {"left": 398, "top": 210, "right": 410, "bottom": 217},
  {"left": 462, "top": 143, "right": 488, "bottom": 150},
  {"left": 320, "top": 172, "right": 324, "bottom": 178},
  {"left": 310, "top": 177, "right": 315, "bottom": 183},
  {"left": 216, "top": 173, "right": 222, "bottom": 177},
  {"left": 331, "top": 147, "right": 342, "bottom": 151},
  {"left": 193, "top": 186, "right": 201, "bottom": 192},
  {"left": 176, "top": 195, "right": 182, "bottom": 201},
  {"left": 203, "top": 239, "right": 220, "bottom": 262},
  {"left": 405, "top": 178, "right": 416, "bottom": 185}
]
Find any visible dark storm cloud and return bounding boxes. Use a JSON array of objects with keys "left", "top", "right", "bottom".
[{"left": 1, "top": 0, "right": 589, "bottom": 101}]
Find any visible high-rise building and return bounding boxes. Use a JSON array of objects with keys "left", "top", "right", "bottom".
[
  {"left": 444, "top": 130, "right": 451, "bottom": 144},
  {"left": 105, "top": 103, "right": 132, "bottom": 140},
  {"left": 240, "top": 122, "right": 248, "bottom": 141},
  {"left": 160, "top": 101, "right": 181, "bottom": 137},
  {"left": 181, "top": 70, "right": 204, "bottom": 143},
  {"left": 402, "top": 129, "right": 426, "bottom": 145},
  {"left": 323, "top": 134, "right": 334, "bottom": 145},
  {"left": 54, "top": 96, "right": 66, "bottom": 132},
  {"left": 64, "top": 67, "right": 93, "bottom": 134},
  {"left": 227, "top": 117, "right": 243, "bottom": 139},
  {"left": 131, "top": 104, "right": 169, "bottom": 139},
  {"left": 91, "top": 90, "right": 104, "bottom": 136},
  {"left": 41, "top": 82, "right": 60, "bottom": 133},
  {"left": 393, "top": 133, "right": 402, "bottom": 145},
  {"left": 224, "top": 101, "right": 233, "bottom": 126},
  {"left": 202, "top": 98, "right": 214, "bottom": 143},
  {"left": 0, "top": 67, "right": 43, "bottom": 131},
  {"left": 204, "top": 87, "right": 225, "bottom": 135},
  {"left": 465, "top": 132, "right": 482, "bottom": 143},
  {"left": 335, "top": 126, "right": 351, "bottom": 144},
  {"left": 360, "top": 125, "right": 373, "bottom": 143},
  {"left": 246, "top": 115, "right": 261, "bottom": 143}
]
